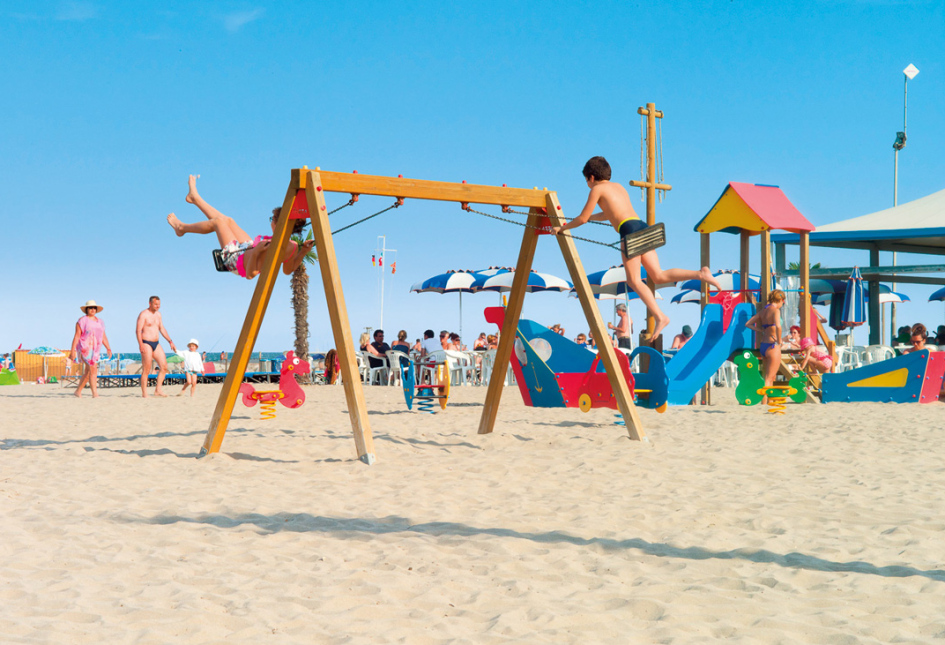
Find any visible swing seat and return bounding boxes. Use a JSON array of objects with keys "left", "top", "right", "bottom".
[
  {"left": 621, "top": 222, "right": 666, "bottom": 259},
  {"left": 212, "top": 249, "right": 228, "bottom": 272}
]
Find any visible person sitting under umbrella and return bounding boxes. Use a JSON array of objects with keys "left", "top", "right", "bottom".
[{"left": 902, "top": 323, "right": 929, "bottom": 355}]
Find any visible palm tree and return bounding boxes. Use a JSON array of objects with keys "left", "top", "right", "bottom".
[
  {"left": 290, "top": 229, "right": 318, "bottom": 381},
  {"left": 789, "top": 261, "right": 821, "bottom": 271}
]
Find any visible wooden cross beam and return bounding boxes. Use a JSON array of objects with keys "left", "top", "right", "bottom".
[{"left": 201, "top": 167, "right": 649, "bottom": 463}]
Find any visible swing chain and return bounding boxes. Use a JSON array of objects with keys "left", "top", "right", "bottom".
[
  {"left": 331, "top": 199, "right": 402, "bottom": 235},
  {"left": 328, "top": 194, "right": 359, "bottom": 216},
  {"left": 460, "top": 204, "right": 619, "bottom": 250}
]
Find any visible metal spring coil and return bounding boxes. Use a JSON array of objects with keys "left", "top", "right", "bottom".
[
  {"left": 766, "top": 396, "right": 787, "bottom": 415},
  {"left": 259, "top": 399, "right": 278, "bottom": 420}
]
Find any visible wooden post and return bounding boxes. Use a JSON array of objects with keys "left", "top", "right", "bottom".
[
  {"left": 760, "top": 230, "right": 771, "bottom": 306},
  {"left": 799, "top": 231, "right": 811, "bottom": 339},
  {"left": 547, "top": 192, "right": 646, "bottom": 441},
  {"left": 740, "top": 231, "right": 751, "bottom": 303},
  {"left": 628, "top": 103, "right": 671, "bottom": 340},
  {"left": 868, "top": 247, "right": 881, "bottom": 345},
  {"left": 477, "top": 209, "right": 541, "bottom": 435},
  {"left": 201, "top": 180, "right": 300, "bottom": 456},
  {"left": 305, "top": 170, "right": 376, "bottom": 464},
  {"left": 700, "top": 233, "right": 711, "bottom": 405}
]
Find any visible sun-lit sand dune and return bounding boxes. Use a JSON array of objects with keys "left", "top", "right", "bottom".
[{"left": 2, "top": 383, "right": 943, "bottom": 643}]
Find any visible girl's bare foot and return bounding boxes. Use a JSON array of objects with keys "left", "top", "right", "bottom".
[
  {"left": 701, "top": 266, "right": 722, "bottom": 290},
  {"left": 185, "top": 174, "right": 201, "bottom": 204},
  {"left": 167, "top": 213, "right": 186, "bottom": 237},
  {"left": 652, "top": 314, "right": 671, "bottom": 340}
]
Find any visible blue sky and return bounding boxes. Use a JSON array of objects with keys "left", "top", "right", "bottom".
[{"left": 2, "top": 0, "right": 943, "bottom": 354}]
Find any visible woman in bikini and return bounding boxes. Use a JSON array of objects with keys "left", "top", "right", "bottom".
[
  {"left": 746, "top": 290, "right": 786, "bottom": 395},
  {"left": 167, "top": 175, "right": 315, "bottom": 279}
]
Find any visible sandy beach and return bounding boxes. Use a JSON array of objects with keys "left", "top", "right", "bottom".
[{"left": 2, "top": 382, "right": 943, "bottom": 643}]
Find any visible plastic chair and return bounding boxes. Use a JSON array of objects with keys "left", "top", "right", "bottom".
[
  {"left": 447, "top": 350, "right": 477, "bottom": 386},
  {"left": 385, "top": 349, "right": 412, "bottom": 386},
  {"left": 834, "top": 347, "right": 861, "bottom": 373},
  {"left": 863, "top": 345, "right": 895, "bottom": 365}
]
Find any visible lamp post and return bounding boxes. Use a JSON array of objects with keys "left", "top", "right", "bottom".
[{"left": 891, "top": 63, "right": 919, "bottom": 344}]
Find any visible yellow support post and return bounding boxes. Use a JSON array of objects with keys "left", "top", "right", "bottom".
[
  {"left": 201, "top": 181, "right": 299, "bottom": 456},
  {"left": 305, "top": 171, "right": 376, "bottom": 463},
  {"left": 546, "top": 192, "right": 647, "bottom": 441},
  {"left": 478, "top": 208, "right": 541, "bottom": 435}
]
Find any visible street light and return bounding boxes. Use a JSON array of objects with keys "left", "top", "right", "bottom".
[{"left": 891, "top": 63, "right": 918, "bottom": 343}]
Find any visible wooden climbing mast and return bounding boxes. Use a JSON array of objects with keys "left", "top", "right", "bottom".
[{"left": 201, "top": 168, "right": 647, "bottom": 462}]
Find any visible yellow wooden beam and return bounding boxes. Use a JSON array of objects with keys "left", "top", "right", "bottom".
[
  {"left": 477, "top": 209, "right": 541, "bottom": 435},
  {"left": 201, "top": 179, "right": 300, "bottom": 455},
  {"left": 546, "top": 192, "right": 647, "bottom": 441},
  {"left": 304, "top": 170, "right": 549, "bottom": 208},
  {"left": 306, "top": 171, "right": 377, "bottom": 464},
  {"left": 800, "top": 231, "right": 811, "bottom": 339},
  {"left": 760, "top": 230, "right": 771, "bottom": 306}
]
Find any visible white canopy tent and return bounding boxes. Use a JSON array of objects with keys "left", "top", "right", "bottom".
[{"left": 772, "top": 187, "right": 945, "bottom": 344}]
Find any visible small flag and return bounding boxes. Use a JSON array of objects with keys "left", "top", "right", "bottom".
[
  {"left": 371, "top": 254, "right": 376, "bottom": 267},
  {"left": 378, "top": 256, "right": 383, "bottom": 267},
  {"left": 391, "top": 262, "right": 397, "bottom": 274}
]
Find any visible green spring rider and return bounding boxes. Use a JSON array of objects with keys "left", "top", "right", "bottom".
[{"left": 731, "top": 349, "right": 808, "bottom": 407}]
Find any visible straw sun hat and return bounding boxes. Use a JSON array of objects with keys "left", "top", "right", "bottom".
[{"left": 80, "top": 300, "right": 103, "bottom": 313}]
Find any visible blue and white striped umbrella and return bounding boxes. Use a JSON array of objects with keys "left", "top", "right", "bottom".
[
  {"left": 815, "top": 289, "right": 909, "bottom": 306},
  {"left": 410, "top": 268, "right": 509, "bottom": 340},
  {"left": 839, "top": 266, "right": 866, "bottom": 329},
  {"left": 676, "top": 270, "right": 761, "bottom": 293},
  {"left": 579, "top": 265, "right": 649, "bottom": 298},
  {"left": 410, "top": 270, "right": 482, "bottom": 294},
  {"left": 480, "top": 270, "right": 572, "bottom": 293},
  {"left": 928, "top": 286, "right": 945, "bottom": 302}
]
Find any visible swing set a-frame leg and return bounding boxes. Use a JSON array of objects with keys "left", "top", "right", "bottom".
[
  {"left": 201, "top": 181, "right": 301, "bottom": 456},
  {"left": 200, "top": 169, "right": 377, "bottom": 464},
  {"left": 476, "top": 195, "right": 647, "bottom": 442}
]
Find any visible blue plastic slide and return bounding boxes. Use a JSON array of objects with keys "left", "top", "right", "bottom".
[{"left": 665, "top": 303, "right": 755, "bottom": 405}]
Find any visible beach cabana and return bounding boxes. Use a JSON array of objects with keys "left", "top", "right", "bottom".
[{"left": 772, "top": 187, "right": 945, "bottom": 344}]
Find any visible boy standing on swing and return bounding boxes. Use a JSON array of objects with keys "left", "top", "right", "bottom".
[{"left": 553, "top": 156, "right": 720, "bottom": 340}]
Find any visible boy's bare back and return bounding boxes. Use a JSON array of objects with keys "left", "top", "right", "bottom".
[{"left": 586, "top": 181, "right": 640, "bottom": 231}]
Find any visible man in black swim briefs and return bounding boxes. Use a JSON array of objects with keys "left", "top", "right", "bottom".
[{"left": 135, "top": 296, "right": 177, "bottom": 398}]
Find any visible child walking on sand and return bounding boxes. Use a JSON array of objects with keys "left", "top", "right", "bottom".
[
  {"left": 553, "top": 156, "right": 720, "bottom": 339},
  {"left": 177, "top": 339, "right": 204, "bottom": 397},
  {"left": 167, "top": 175, "right": 315, "bottom": 280}
]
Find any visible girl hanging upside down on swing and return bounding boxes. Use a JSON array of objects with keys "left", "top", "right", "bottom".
[
  {"left": 167, "top": 175, "right": 315, "bottom": 280},
  {"left": 553, "top": 156, "right": 721, "bottom": 340}
]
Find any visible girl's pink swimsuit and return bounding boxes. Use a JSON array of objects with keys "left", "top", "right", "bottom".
[
  {"left": 220, "top": 235, "right": 272, "bottom": 278},
  {"left": 810, "top": 348, "right": 832, "bottom": 370}
]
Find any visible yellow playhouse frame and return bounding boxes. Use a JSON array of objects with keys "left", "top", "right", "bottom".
[{"left": 200, "top": 167, "right": 647, "bottom": 464}]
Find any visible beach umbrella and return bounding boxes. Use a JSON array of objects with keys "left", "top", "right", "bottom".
[
  {"left": 839, "top": 267, "right": 866, "bottom": 329},
  {"left": 676, "top": 270, "right": 761, "bottom": 293},
  {"left": 928, "top": 286, "right": 945, "bottom": 302},
  {"left": 670, "top": 290, "right": 701, "bottom": 305},
  {"left": 28, "top": 346, "right": 65, "bottom": 381},
  {"left": 410, "top": 268, "right": 511, "bottom": 340},
  {"left": 580, "top": 265, "right": 650, "bottom": 298},
  {"left": 814, "top": 288, "right": 907, "bottom": 306},
  {"left": 479, "top": 270, "right": 572, "bottom": 293}
]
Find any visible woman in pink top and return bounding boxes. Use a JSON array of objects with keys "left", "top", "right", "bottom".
[{"left": 69, "top": 300, "right": 112, "bottom": 398}]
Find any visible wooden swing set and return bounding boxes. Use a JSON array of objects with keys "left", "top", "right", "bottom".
[{"left": 200, "top": 166, "right": 649, "bottom": 464}]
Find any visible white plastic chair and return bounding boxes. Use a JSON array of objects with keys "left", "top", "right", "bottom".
[
  {"left": 365, "top": 352, "right": 389, "bottom": 385},
  {"left": 834, "top": 347, "right": 861, "bottom": 373},
  {"left": 863, "top": 345, "right": 895, "bottom": 365},
  {"left": 385, "top": 349, "right": 412, "bottom": 386},
  {"left": 447, "top": 350, "right": 477, "bottom": 386}
]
